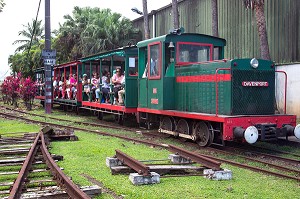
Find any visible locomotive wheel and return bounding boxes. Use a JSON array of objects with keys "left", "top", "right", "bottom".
[
  {"left": 176, "top": 119, "right": 190, "bottom": 135},
  {"left": 193, "top": 121, "right": 211, "bottom": 146},
  {"left": 160, "top": 117, "right": 176, "bottom": 131},
  {"left": 206, "top": 122, "right": 214, "bottom": 146}
]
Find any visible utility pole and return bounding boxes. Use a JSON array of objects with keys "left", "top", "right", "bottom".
[{"left": 43, "top": 0, "right": 55, "bottom": 114}]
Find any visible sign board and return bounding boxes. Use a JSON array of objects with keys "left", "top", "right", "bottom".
[
  {"left": 44, "top": 59, "right": 56, "bottom": 65},
  {"left": 42, "top": 49, "right": 56, "bottom": 65},
  {"left": 42, "top": 49, "right": 56, "bottom": 58}
]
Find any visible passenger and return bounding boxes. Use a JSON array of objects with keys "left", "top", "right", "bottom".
[
  {"left": 71, "top": 74, "right": 77, "bottom": 99},
  {"left": 91, "top": 72, "right": 100, "bottom": 101},
  {"left": 118, "top": 76, "right": 125, "bottom": 105},
  {"left": 53, "top": 77, "right": 59, "bottom": 98},
  {"left": 96, "top": 70, "right": 111, "bottom": 103},
  {"left": 66, "top": 74, "right": 73, "bottom": 99},
  {"left": 111, "top": 68, "right": 124, "bottom": 104},
  {"left": 82, "top": 74, "right": 90, "bottom": 98},
  {"left": 36, "top": 78, "right": 44, "bottom": 95},
  {"left": 58, "top": 77, "right": 64, "bottom": 98}
]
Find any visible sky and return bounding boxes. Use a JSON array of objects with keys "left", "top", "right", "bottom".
[{"left": 0, "top": 0, "right": 171, "bottom": 80}]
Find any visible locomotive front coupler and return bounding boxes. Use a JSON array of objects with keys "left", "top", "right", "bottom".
[{"left": 281, "top": 124, "right": 300, "bottom": 139}]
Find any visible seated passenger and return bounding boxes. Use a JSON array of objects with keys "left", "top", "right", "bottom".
[
  {"left": 53, "top": 77, "right": 59, "bottom": 98},
  {"left": 71, "top": 74, "right": 77, "bottom": 99},
  {"left": 82, "top": 74, "right": 90, "bottom": 98},
  {"left": 66, "top": 74, "right": 73, "bottom": 99},
  {"left": 91, "top": 72, "right": 100, "bottom": 101},
  {"left": 96, "top": 70, "right": 111, "bottom": 103},
  {"left": 58, "top": 77, "right": 64, "bottom": 98},
  {"left": 111, "top": 68, "right": 124, "bottom": 104},
  {"left": 118, "top": 76, "right": 125, "bottom": 105}
]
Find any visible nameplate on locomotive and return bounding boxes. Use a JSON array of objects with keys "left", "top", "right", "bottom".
[{"left": 242, "top": 81, "right": 269, "bottom": 87}]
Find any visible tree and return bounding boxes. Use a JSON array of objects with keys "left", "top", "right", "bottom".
[
  {"left": 12, "top": 19, "right": 44, "bottom": 52},
  {"left": 142, "top": 0, "right": 150, "bottom": 39},
  {"left": 54, "top": 7, "right": 139, "bottom": 62},
  {"left": 9, "top": 42, "right": 44, "bottom": 78},
  {"left": 243, "top": 0, "right": 270, "bottom": 60},
  {"left": 0, "top": 0, "right": 5, "bottom": 12},
  {"left": 211, "top": 0, "right": 218, "bottom": 37},
  {"left": 172, "top": 0, "right": 180, "bottom": 29}
]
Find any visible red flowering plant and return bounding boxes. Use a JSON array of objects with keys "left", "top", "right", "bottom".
[
  {"left": 19, "top": 76, "right": 37, "bottom": 110},
  {"left": 0, "top": 73, "right": 21, "bottom": 107}
]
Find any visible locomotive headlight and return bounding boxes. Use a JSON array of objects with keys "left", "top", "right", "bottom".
[
  {"left": 244, "top": 126, "right": 258, "bottom": 144},
  {"left": 294, "top": 124, "right": 300, "bottom": 139},
  {"left": 250, "top": 58, "right": 259, "bottom": 68}
]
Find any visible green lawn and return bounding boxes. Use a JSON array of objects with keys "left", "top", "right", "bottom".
[{"left": 0, "top": 104, "right": 299, "bottom": 199}]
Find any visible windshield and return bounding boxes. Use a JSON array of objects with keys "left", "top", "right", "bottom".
[{"left": 176, "top": 42, "right": 213, "bottom": 64}]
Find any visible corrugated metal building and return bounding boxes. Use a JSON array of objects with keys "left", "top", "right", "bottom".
[{"left": 132, "top": 0, "right": 300, "bottom": 64}]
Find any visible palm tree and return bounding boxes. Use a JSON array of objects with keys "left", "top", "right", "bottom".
[
  {"left": 0, "top": 0, "right": 5, "bottom": 12},
  {"left": 211, "top": 0, "right": 218, "bottom": 37},
  {"left": 172, "top": 0, "right": 180, "bottom": 29},
  {"left": 243, "top": 0, "right": 270, "bottom": 60},
  {"left": 13, "top": 19, "right": 44, "bottom": 52},
  {"left": 54, "top": 7, "right": 138, "bottom": 62},
  {"left": 142, "top": 0, "right": 150, "bottom": 39}
]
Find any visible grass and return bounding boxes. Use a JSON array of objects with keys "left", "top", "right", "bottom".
[
  {"left": 50, "top": 131, "right": 299, "bottom": 199},
  {"left": 0, "top": 103, "right": 299, "bottom": 199}
]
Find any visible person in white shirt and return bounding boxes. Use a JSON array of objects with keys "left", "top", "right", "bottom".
[{"left": 118, "top": 75, "right": 125, "bottom": 105}]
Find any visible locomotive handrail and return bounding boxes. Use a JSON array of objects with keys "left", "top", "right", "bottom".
[
  {"left": 275, "top": 70, "right": 287, "bottom": 114},
  {"left": 215, "top": 68, "right": 231, "bottom": 116}
]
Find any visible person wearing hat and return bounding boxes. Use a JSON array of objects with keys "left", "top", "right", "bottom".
[
  {"left": 82, "top": 74, "right": 90, "bottom": 98},
  {"left": 111, "top": 68, "right": 124, "bottom": 104}
]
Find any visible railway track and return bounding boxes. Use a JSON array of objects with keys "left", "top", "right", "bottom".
[
  {"left": 0, "top": 127, "right": 99, "bottom": 198},
  {"left": 0, "top": 107, "right": 299, "bottom": 182},
  {"left": 0, "top": 105, "right": 162, "bottom": 139}
]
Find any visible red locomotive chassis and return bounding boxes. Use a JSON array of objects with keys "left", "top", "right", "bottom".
[{"left": 137, "top": 107, "right": 296, "bottom": 141}]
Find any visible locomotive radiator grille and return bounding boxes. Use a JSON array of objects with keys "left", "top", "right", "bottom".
[{"left": 232, "top": 70, "right": 275, "bottom": 115}]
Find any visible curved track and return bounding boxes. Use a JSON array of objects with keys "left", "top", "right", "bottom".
[{"left": 6, "top": 127, "right": 90, "bottom": 199}]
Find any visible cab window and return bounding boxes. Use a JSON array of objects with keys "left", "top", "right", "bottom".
[
  {"left": 176, "top": 42, "right": 213, "bottom": 65},
  {"left": 148, "top": 42, "right": 161, "bottom": 79},
  {"left": 128, "top": 57, "right": 138, "bottom": 76}
]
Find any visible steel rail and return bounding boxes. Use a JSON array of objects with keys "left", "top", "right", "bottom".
[
  {"left": 220, "top": 146, "right": 300, "bottom": 165},
  {"left": 115, "top": 150, "right": 151, "bottom": 176},
  {"left": 39, "top": 131, "right": 90, "bottom": 199},
  {"left": 208, "top": 146, "right": 300, "bottom": 174},
  {"left": 0, "top": 112, "right": 164, "bottom": 148},
  {"left": 8, "top": 132, "right": 41, "bottom": 199},
  {"left": 200, "top": 153, "right": 300, "bottom": 181},
  {"left": 168, "top": 144, "right": 221, "bottom": 170}
]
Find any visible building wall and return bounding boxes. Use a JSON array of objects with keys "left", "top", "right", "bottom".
[
  {"left": 133, "top": 0, "right": 300, "bottom": 64},
  {"left": 276, "top": 64, "right": 300, "bottom": 117}
]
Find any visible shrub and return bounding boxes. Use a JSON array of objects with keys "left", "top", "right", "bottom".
[
  {"left": 19, "top": 76, "right": 37, "bottom": 110},
  {"left": 0, "top": 73, "right": 21, "bottom": 107},
  {"left": 0, "top": 73, "right": 37, "bottom": 110}
]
